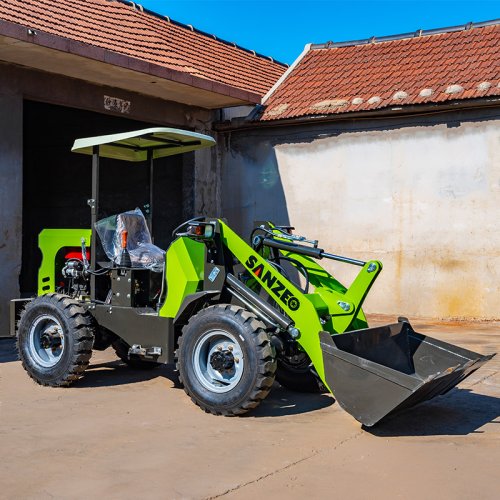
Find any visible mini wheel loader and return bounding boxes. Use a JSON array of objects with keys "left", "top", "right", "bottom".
[{"left": 10, "top": 128, "right": 494, "bottom": 427}]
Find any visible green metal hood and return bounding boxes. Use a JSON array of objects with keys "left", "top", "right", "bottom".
[{"left": 71, "top": 127, "right": 216, "bottom": 162}]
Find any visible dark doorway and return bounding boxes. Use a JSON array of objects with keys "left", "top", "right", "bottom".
[{"left": 21, "top": 100, "right": 191, "bottom": 295}]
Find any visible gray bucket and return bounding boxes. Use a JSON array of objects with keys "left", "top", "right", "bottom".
[{"left": 320, "top": 320, "right": 494, "bottom": 427}]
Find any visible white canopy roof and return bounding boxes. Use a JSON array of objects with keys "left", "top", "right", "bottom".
[{"left": 71, "top": 127, "right": 216, "bottom": 162}]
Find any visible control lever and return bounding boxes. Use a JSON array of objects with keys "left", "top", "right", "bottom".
[{"left": 81, "top": 237, "right": 90, "bottom": 271}]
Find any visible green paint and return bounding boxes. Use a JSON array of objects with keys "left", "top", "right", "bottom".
[
  {"left": 159, "top": 237, "right": 205, "bottom": 318},
  {"left": 220, "top": 222, "right": 328, "bottom": 386},
  {"left": 218, "top": 220, "right": 382, "bottom": 390},
  {"left": 38, "top": 229, "right": 91, "bottom": 295},
  {"left": 279, "top": 251, "right": 378, "bottom": 332}
]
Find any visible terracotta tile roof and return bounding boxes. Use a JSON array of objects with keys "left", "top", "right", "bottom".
[
  {"left": 260, "top": 21, "right": 500, "bottom": 121},
  {"left": 0, "top": 0, "right": 286, "bottom": 97}
]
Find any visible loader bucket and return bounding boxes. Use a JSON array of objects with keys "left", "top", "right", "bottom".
[{"left": 319, "top": 321, "right": 494, "bottom": 427}]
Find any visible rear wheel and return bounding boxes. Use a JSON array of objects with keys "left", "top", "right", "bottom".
[
  {"left": 276, "top": 351, "right": 323, "bottom": 393},
  {"left": 177, "top": 304, "right": 276, "bottom": 415},
  {"left": 17, "top": 293, "right": 95, "bottom": 386}
]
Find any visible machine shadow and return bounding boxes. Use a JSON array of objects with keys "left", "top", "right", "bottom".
[
  {"left": 78, "top": 357, "right": 334, "bottom": 416},
  {"left": 367, "top": 388, "right": 500, "bottom": 437},
  {"left": 244, "top": 385, "right": 335, "bottom": 417},
  {"left": 76, "top": 359, "right": 181, "bottom": 388},
  {"left": 0, "top": 338, "right": 18, "bottom": 363}
]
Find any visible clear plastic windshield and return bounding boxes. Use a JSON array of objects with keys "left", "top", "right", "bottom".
[{"left": 95, "top": 208, "right": 165, "bottom": 272}]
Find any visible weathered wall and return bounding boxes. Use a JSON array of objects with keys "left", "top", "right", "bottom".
[
  {"left": 220, "top": 130, "right": 291, "bottom": 232},
  {"left": 0, "top": 94, "right": 22, "bottom": 335},
  {"left": 219, "top": 107, "right": 500, "bottom": 320},
  {"left": 0, "top": 62, "right": 217, "bottom": 335}
]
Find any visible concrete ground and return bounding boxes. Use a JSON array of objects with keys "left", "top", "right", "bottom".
[{"left": 1, "top": 317, "right": 499, "bottom": 500}]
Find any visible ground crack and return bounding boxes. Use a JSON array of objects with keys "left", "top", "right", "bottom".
[
  {"left": 206, "top": 430, "right": 364, "bottom": 499},
  {"left": 464, "top": 369, "right": 497, "bottom": 389}
]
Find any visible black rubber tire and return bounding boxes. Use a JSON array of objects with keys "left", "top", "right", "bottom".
[
  {"left": 177, "top": 304, "right": 276, "bottom": 416},
  {"left": 276, "top": 354, "right": 323, "bottom": 393},
  {"left": 112, "top": 339, "right": 161, "bottom": 370},
  {"left": 17, "top": 293, "right": 95, "bottom": 387}
]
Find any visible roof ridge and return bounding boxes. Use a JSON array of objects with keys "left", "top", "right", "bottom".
[
  {"left": 112, "top": 0, "right": 288, "bottom": 67},
  {"left": 311, "top": 18, "right": 500, "bottom": 50}
]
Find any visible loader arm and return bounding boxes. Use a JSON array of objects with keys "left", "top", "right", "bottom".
[{"left": 219, "top": 220, "right": 382, "bottom": 390}]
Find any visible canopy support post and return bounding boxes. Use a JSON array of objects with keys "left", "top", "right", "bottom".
[
  {"left": 89, "top": 145, "right": 99, "bottom": 301},
  {"left": 148, "top": 149, "right": 154, "bottom": 238}
]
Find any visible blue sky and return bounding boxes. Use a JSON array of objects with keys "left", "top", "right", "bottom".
[{"left": 139, "top": 0, "right": 499, "bottom": 65}]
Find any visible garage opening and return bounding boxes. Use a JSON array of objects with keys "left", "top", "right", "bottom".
[{"left": 21, "top": 100, "right": 192, "bottom": 295}]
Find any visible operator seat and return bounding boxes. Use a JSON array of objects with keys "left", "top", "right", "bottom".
[{"left": 95, "top": 208, "right": 165, "bottom": 272}]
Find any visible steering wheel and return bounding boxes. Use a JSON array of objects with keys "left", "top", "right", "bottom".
[{"left": 171, "top": 216, "right": 205, "bottom": 238}]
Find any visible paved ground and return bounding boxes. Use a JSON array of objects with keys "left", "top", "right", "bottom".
[{"left": 1, "top": 317, "right": 499, "bottom": 499}]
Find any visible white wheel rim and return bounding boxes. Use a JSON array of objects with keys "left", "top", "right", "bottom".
[
  {"left": 28, "top": 314, "right": 65, "bottom": 368},
  {"left": 192, "top": 330, "right": 244, "bottom": 393}
]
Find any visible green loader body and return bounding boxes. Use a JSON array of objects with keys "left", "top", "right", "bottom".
[{"left": 10, "top": 128, "right": 494, "bottom": 427}]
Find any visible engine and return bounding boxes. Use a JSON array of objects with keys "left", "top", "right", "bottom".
[{"left": 60, "top": 258, "right": 89, "bottom": 297}]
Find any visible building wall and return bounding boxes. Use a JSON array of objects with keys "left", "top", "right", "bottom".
[
  {"left": 0, "top": 94, "right": 23, "bottom": 334},
  {"left": 0, "top": 62, "right": 217, "bottom": 335},
  {"left": 219, "top": 107, "right": 500, "bottom": 320}
]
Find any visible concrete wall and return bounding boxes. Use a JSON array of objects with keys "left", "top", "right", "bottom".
[
  {"left": 0, "top": 62, "right": 217, "bottom": 336},
  {"left": 219, "top": 107, "right": 500, "bottom": 320},
  {"left": 0, "top": 94, "right": 23, "bottom": 334}
]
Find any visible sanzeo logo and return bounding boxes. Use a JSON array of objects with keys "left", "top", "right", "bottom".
[{"left": 245, "top": 255, "right": 300, "bottom": 311}]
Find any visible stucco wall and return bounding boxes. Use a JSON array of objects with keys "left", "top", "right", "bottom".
[{"left": 220, "top": 108, "right": 500, "bottom": 320}]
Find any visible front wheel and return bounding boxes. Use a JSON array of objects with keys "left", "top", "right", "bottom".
[{"left": 177, "top": 304, "right": 276, "bottom": 415}]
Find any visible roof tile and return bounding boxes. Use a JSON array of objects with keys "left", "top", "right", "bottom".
[
  {"left": 0, "top": 0, "right": 286, "bottom": 97},
  {"left": 261, "top": 23, "right": 500, "bottom": 120}
]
